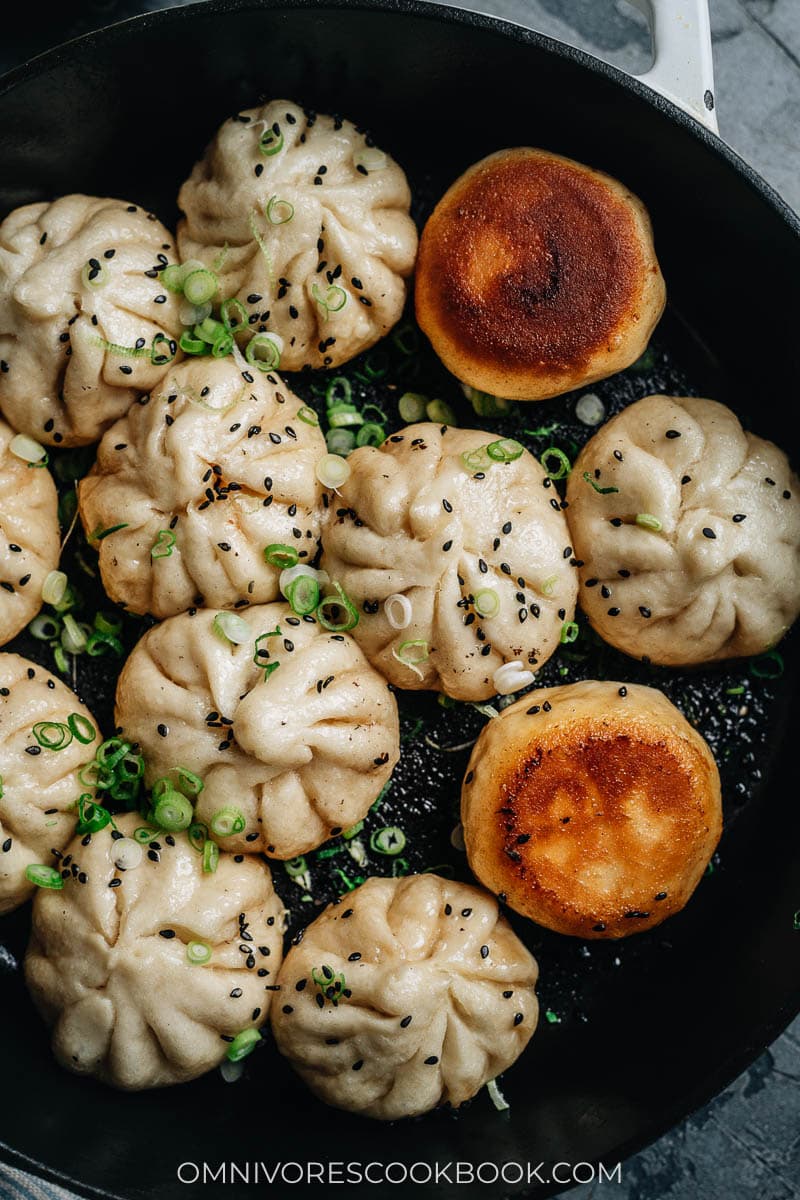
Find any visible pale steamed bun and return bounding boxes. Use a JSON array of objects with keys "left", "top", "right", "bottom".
[
  {"left": 115, "top": 603, "right": 399, "bottom": 859},
  {"left": 565, "top": 395, "right": 800, "bottom": 665},
  {"left": 177, "top": 99, "right": 417, "bottom": 371},
  {"left": 0, "top": 420, "right": 60, "bottom": 647},
  {"left": 0, "top": 196, "right": 183, "bottom": 446},
  {"left": 271, "top": 874, "right": 539, "bottom": 1119},
  {"left": 321, "top": 423, "right": 578, "bottom": 700},
  {"left": 0, "top": 654, "right": 100, "bottom": 914},
  {"left": 78, "top": 357, "right": 326, "bottom": 618},
  {"left": 25, "top": 814, "right": 286, "bottom": 1089},
  {"left": 461, "top": 680, "right": 722, "bottom": 939}
]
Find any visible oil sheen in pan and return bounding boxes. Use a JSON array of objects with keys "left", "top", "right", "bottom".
[{"left": 0, "top": 210, "right": 789, "bottom": 1040}]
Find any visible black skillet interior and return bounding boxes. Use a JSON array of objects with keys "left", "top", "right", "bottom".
[{"left": 0, "top": 3, "right": 798, "bottom": 1198}]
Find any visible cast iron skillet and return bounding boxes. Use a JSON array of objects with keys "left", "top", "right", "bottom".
[{"left": 0, "top": 2, "right": 798, "bottom": 1198}]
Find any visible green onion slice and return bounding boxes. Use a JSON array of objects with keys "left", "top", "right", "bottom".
[
  {"left": 203, "top": 839, "right": 219, "bottom": 873},
  {"left": 245, "top": 332, "right": 281, "bottom": 371},
  {"left": 226, "top": 1028, "right": 261, "bottom": 1062},
  {"left": 749, "top": 650, "right": 784, "bottom": 679},
  {"left": 312, "top": 283, "right": 347, "bottom": 317},
  {"left": 325, "top": 377, "right": 352, "bottom": 408},
  {"left": 188, "top": 822, "right": 208, "bottom": 852},
  {"left": 328, "top": 408, "right": 363, "bottom": 428},
  {"left": 180, "top": 330, "right": 208, "bottom": 356},
  {"left": 154, "top": 791, "right": 194, "bottom": 832},
  {"left": 67, "top": 713, "right": 96, "bottom": 744},
  {"left": 25, "top": 864, "right": 64, "bottom": 890},
  {"left": 29, "top": 614, "right": 61, "bottom": 641},
  {"left": 297, "top": 406, "right": 319, "bottom": 426},
  {"left": 474, "top": 589, "right": 500, "bottom": 619},
  {"left": 160, "top": 263, "right": 187, "bottom": 292},
  {"left": 151, "top": 333, "right": 177, "bottom": 367},
  {"left": 286, "top": 575, "right": 320, "bottom": 616},
  {"left": 285, "top": 856, "right": 308, "bottom": 879},
  {"left": 370, "top": 826, "right": 406, "bottom": 856},
  {"left": 266, "top": 195, "right": 294, "bottom": 224},
  {"left": 258, "top": 125, "right": 284, "bottom": 156},
  {"left": 209, "top": 807, "right": 246, "bottom": 838},
  {"left": 33, "top": 721, "right": 72, "bottom": 750},
  {"left": 325, "top": 428, "right": 356, "bottom": 457},
  {"left": 76, "top": 795, "right": 112, "bottom": 834},
  {"left": 426, "top": 399, "right": 456, "bottom": 426},
  {"left": 560, "top": 621, "right": 579, "bottom": 644},
  {"left": 356, "top": 422, "right": 385, "bottom": 447},
  {"left": 221, "top": 298, "right": 248, "bottom": 331},
  {"left": 89, "top": 523, "right": 129, "bottom": 542},
  {"left": 540, "top": 447, "right": 571, "bottom": 480},
  {"left": 182, "top": 268, "right": 218, "bottom": 306},
  {"left": 187, "top": 941, "right": 212, "bottom": 966},
  {"left": 213, "top": 612, "right": 251, "bottom": 645},
  {"left": 151, "top": 529, "right": 176, "bottom": 559},
  {"left": 264, "top": 543, "right": 298, "bottom": 569},
  {"left": 635, "top": 513, "right": 663, "bottom": 532},
  {"left": 398, "top": 392, "right": 427, "bottom": 423},
  {"left": 316, "top": 582, "right": 359, "bottom": 632}
]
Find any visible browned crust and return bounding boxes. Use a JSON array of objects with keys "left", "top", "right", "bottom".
[
  {"left": 461, "top": 684, "right": 721, "bottom": 939},
  {"left": 416, "top": 148, "right": 665, "bottom": 401}
]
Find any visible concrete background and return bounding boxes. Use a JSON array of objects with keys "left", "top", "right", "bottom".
[{"left": 0, "top": 3, "right": 798, "bottom": 1198}]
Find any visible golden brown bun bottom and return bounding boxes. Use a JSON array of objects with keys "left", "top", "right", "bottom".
[
  {"left": 415, "top": 148, "right": 665, "bottom": 401},
  {"left": 461, "top": 681, "right": 721, "bottom": 938}
]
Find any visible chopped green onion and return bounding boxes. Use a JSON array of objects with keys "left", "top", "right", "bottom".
[
  {"left": 25, "top": 864, "right": 63, "bottom": 890},
  {"left": 575, "top": 393, "right": 606, "bottom": 425},
  {"left": 226, "top": 1028, "right": 261, "bottom": 1062},
  {"left": 86, "top": 631, "right": 124, "bottom": 658},
  {"left": 259, "top": 125, "right": 284, "bottom": 156},
  {"left": 354, "top": 146, "right": 387, "bottom": 171},
  {"left": 9, "top": 434, "right": 48, "bottom": 466},
  {"left": 29, "top": 614, "right": 60, "bottom": 641},
  {"left": 33, "top": 721, "right": 71, "bottom": 750},
  {"left": 266, "top": 195, "right": 294, "bottom": 224},
  {"left": 342, "top": 821, "right": 364, "bottom": 841},
  {"left": 61, "top": 613, "right": 87, "bottom": 654},
  {"left": 398, "top": 392, "right": 427, "bottom": 423},
  {"left": 286, "top": 575, "right": 320, "bottom": 616},
  {"left": 462, "top": 384, "right": 511, "bottom": 418},
  {"left": 297, "top": 406, "right": 319, "bottom": 426},
  {"left": 188, "top": 822, "right": 208, "bottom": 852},
  {"left": 392, "top": 324, "right": 419, "bottom": 356},
  {"left": 67, "top": 713, "right": 96, "bottom": 744},
  {"left": 326, "top": 378, "right": 352, "bottom": 408},
  {"left": 254, "top": 627, "right": 281, "bottom": 674},
  {"left": 544, "top": 1009, "right": 561, "bottom": 1024},
  {"left": 635, "top": 513, "right": 663, "bottom": 531},
  {"left": 187, "top": 941, "right": 212, "bottom": 966},
  {"left": 328, "top": 408, "right": 364, "bottom": 428},
  {"left": 316, "top": 453, "right": 350, "bottom": 489},
  {"left": 209, "top": 807, "right": 246, "bottom": 837},
  {"left": 81, "top": 259, "right": 107, "bottom": 289},
  {"left": 392, "top": 639, "right": 428, "bottom": 679},
  {"left": 88, "top": 523, "right": 129, "bottom": 542},
  {"left": 487, "top": 438, "right": 524, "bottom": 462},
  {"left": 540, "top": 575, "right": 558, "bottom": 597},
  {"left": 151, "top": 529, "right": 176, "bottom": 559},
  {"left": 172, "top": 767, "right": 204, "bottom": 798},
  {"left": 355, "top": 422, "right": 385, "bottom": 447},
  {"left": 203, "top": 839, "right": 219, "bottom": 873},
  {"left": 426, "top": 399, "right": 456, "bottom": 425},
  {"left": 195, "top": 316, "right": 225, "bottom": 345},
  {"left": 154, "top": 791, "right": 194, "bottom": 832},
  {"left": 560, "top": 621, "right": 579, "bottom": 644},
  {"left": 370, "top": 826, "right": 406, "bottom": 856},
  {"left": 221, "top": 298, "right": 248, "bottom": 330},
  {"left": 52, "top": 645, "right": 68, "bottom": 674},
  {"left": 179, "top": 330, "right": 207, "bottom": 355},
  {"left": 285, "top": 856, "right": 308, "bottom": 879},
  {"left": 41, "top": 570, "right": 68, "bottom": 606},
  {"left": 245, "top": 332, "right": 281, "bottom": 371},
  {"left": 159, "top": 263, "right": 187, "bottom": 292},
  {"left": 76, "top": 796, "right": 112, "bottom": 834},
  {"left": 182, "top": 268, "right": 218, "bottom": 306},
  {"left": 749, "top": 650, "right": 784, "bottom": 679},
  {"left": 474, "top": 589, "right": 500, "bottom": 619},
  {"left": 211, "top": 331, "right": 234, "bottom": 359},
  {"left": 583, "top": 471, "right": 619, "bottom": 495},
  {"left": 316, "top": 582, "right": 359, "bottom": 632},
  {"left": 311, "top": 964, "right": 347, "bottom": 1006},
  {"left": 325, "top": 428, "right": 356, "bottom": 456},
  {"left": 264, "top": 543, "right": 298, "bottom": 569},
  {"left": 151, "top": 333, "right": 176, "bottom": 367},
  {"left": 540, "top": 447, "right": 571, "bottom": 480},
  {"left": 213, "top": 612, "right": 251, "bottom": 645},
  {"left": 312, "top": 283, "right": 347, "bottom": 318}
]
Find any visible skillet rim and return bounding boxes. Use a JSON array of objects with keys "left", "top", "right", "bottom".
[{"left": 0, "top": 2, "right": 798, "bottom": 1198}]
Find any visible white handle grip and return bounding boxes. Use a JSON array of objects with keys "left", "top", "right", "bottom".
[{"left": 631, "top": 0, "right": 718, "bottom": 132}]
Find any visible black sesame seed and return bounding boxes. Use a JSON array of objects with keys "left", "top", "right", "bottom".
[
  {"left": 157, "top": 723, "right": 168, "bottom": 737},
  {"left": 480, "top": 945, "right": 489, "bottom": 959},
  {"left": 424, "top": 1056, "right": 439, "bottom": 1066},
  {"left": 352, "top": 1060, "right": 364, "bottom": 1071},
  {"left": 665, "top": 430, "right": 681, "bottom": 439},
  {"left": 618, "top": 686, "right": 627, "bottom": 697},
  {"left": 159, "top": 929, "right": 176, "bottom": 939},
  {"left": 513, "top": 1012, "right": 524, "bottom": 1026},
  {"left": 607, "top": 607, "right": 621, "bottom": 616},
  {"left": 639, "top": 606, "right": 652, "bottom": 618}
]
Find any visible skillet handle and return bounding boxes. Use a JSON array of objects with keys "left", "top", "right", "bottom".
[{"left": 630, "top": 0, "right": 719, "bottom": 133}]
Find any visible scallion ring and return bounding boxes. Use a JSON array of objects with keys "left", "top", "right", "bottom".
[
  {"left": 325, "top": 377, "right": 352, "bottom": 408},
  {"left": 150, "top": 333, "right": 176, "bottom": 367},
  {"left": 187, "top": 941, "right": 212, "bottom": 966},
  {"left": 182, "top": 268, "right": 218, "bottom": 306},
  {"left": 29, "top": 614, "right": 60, "bottom": 641},
  {"left": 297, "top": 406, "right": 319, "bottom": 426},
  {"left": 355, "top": 422, "right": 385, "bottom": 447},
  {"left": 398, "top": 392, "right": 427, "bottom": 423},
  {"left": 540, "top": 447, "right": 571, "bottom": 480},
  {"left": 179, "top": 330, "right": 208, "bottom": 356},
  {"left": 25, "top": 864, "right": 63, "bottom": 891},
  {"left": 41, "top": 570, "right": 68, "bottom": 606},
  {"left": 474, "top": 589, "right": 500, "bottom": 619},
  {"left": 211, "top": 331, "right": 234, "bottom": 359},
  {"left": 392, "top": 639, "right": 428, "bottom": 679},
  {"left": 560, "top": 621, "right": 579, "bottom": 644},
  {"left": 75, "top": 796, "right": 112, "bottom": 834},
  {"left": 159, "top": 263, "right": 187, "bottom": 292},
  {"left": 266, "top": 195, "right": 294, "bottom": 224},
  {"left": 285, "top": 575, "right": 320, "bottom": 616},
  {"left": 33, "top": 721, "right": 72, "bottom": 750},
  {"left": 486, "top": 438, "right": 524, "bottom": 463},
  {"left": 540, "top": 575, "right": 558, "bottom": 597},
  {"left": 328, "top": 408, "right": 364, "bottom": 428},
  {"left": 385, "top": 593, "right": 412, "bottom": 630},
  {"left": 9, "top": 434, "right": 48, "bottom": 466},
  {"left": 325, "top": 428, "right": 356, "bottom": 457},
  {"left": 258, "top": 125, "right": 284, "bottom": 156},
  {"left": 749, "top": 650, "right": 784, "bottom": 679},
  {"left": 210, "top": 807, "right": 246, "bottom": 838},
  {"left": 151, "top": 529, "right": 176, "bottom": 559},
  {"left": 264, "top": 543, "right": 298, "bottom": 569},
  {"left": 316, "top": 582, "right": 359, "bottom": 632},
  {"left": 285, "top": 856, "right": 308, "bottom": 879},
  {"left": 635, "top": 513, "right": 663, "bottom": 532},
  {"left": 245, "top": 332, "right": 282, "bottom": 371},
  {"left": 370, "top": 826, "right": 406, "bottom": 856},
  {"left": 61, "top": 614, "right": 87, "bottom": 654},
  {"left": 426, "top": 399, "right": 456, "bottom": 425},
  {"left": 353, "top": 147, "right": 387, "bottom": 171},
  {"left": 461, "top": 383, "right": 510, "bottom": 418},
  {"left": 221, "top": 298, "right": 248, "bottom": 330},
  {"left": 583, "top": 471, "right": 619, "bottom": 495},
  {"left": 311, "top": 283, "right": 347, "bottom": 318},
  {"left": 213, "top": 612, "right": 251, "bottom": 645},
  {"left": 154, "top": 791, "right": 194, "bottom": 832},
  {"left": 202, "top": 839, "right": 219, "bottom": 873},
  {"left": 67, "top": 713, "right": 96, "bottom": 744},
  {"left": 188, "top": 822, "right": 208, "bottom": 852},
  {"left": 315, "top": 453, "right": 350, "bottom": 489},
  {"left": 226, "top": 1028, "right": 261, "bottom": 1062}
]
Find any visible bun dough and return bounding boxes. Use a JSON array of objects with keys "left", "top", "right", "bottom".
[
  {"left": 0, "top": 654, "right": 99, "bottom": 914},
  {"left": 416, "top": 148, "right": 665, "bottom": 401},
  {"left": 271, "top": 874, "right": 538, "bottom": 1119},
  {"left": 25, "top": 813, "right": 286, "bottom": 1090},
  {"left": 565, "top": 395, "right": 800, "bottom": 665},
  {"left": 78, "top": 358, "right": 326, "bottom": 618},
  {"left": 115, "top": 604, "right": 399, "bottom": 859},
  {"left": 0, "top": 196, "right": 183, "bottom": 446},
  {"left": 321, "top": 422, "right": 578, "bottom": 700},
  {"left": 177, "top": 99, "right": 417, "bottom": 371},
  {"left": 461, "top": 680, "right": 722, "bottom": 939},
  {"left": 0, "top": 419, "right": 59, "bottom": 647}
]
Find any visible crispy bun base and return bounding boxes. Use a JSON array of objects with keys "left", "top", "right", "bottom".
[
  {"left": 415, "top": 148, "right": 666, "bottom": 401},
  {"left": 461, "top": 681, "right": 721, "bottom": 938}
]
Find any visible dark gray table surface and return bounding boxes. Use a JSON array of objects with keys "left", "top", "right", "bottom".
[{"left": 0, "top": 4, "right": 798, "bottom": 1199}]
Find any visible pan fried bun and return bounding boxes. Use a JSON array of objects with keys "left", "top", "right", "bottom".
[
  {"left": 415, "top": 149, "right": 665, "bottom": 401},
  {"left": 461, "top": 680, "right": 721, "bottom": 939}
]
